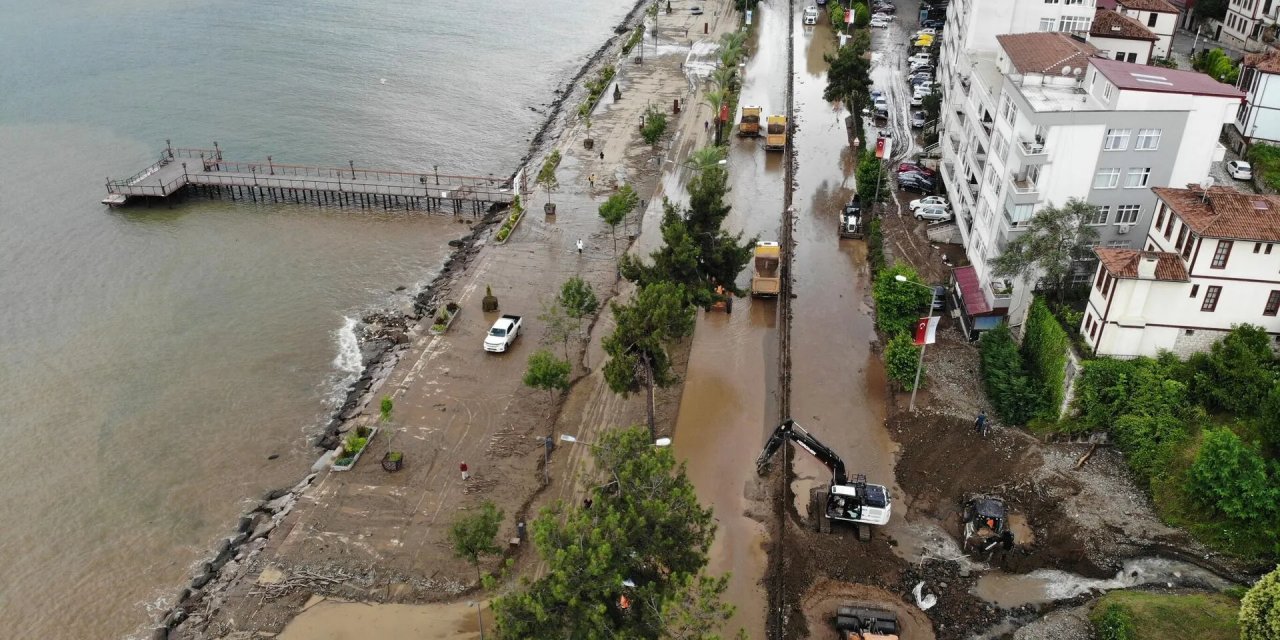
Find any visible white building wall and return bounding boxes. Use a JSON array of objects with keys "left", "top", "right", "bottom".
[
  {"left": 1112, "top": 91, "right": 1240, "bottom": 187},
  {"left": 1090, "top": 36, "right": 1152, "bottom": 64},
  {"left": 1242, "top": 71, "right": 1280, "bottom": 143}
]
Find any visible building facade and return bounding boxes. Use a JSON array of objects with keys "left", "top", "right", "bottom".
[
  {"left": 1082, "top": 185, "right": 1280, "bottom": 357},
  {"left": 1113, "top": 0, "right": 1180, "bottom": 57},
  {"left": 1233, "top": 49, "right": 1280, "bottom": 148},
  {"left": 937, "top": 32, "right": 1242, "bottom": 327},
  {"left": 1222, "top": 0, "right": 1275, "bottom": 45},
  {"left": 1090, "top": 8, "right": 1159, "bottom": 63}
]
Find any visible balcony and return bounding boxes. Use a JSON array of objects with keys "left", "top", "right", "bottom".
[
  {"left": 1009, "top": 174, "right": 1038, "bottom": 195},
  {"left": 987, "top": 280, "right": 1014, "bottom": 310},
  {"left": 1016, "top": 136, "right": 1047, "bottom": 161}
]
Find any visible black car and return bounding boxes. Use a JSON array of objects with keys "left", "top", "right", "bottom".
[
  {"left": 922, "top": 18, "right": 946, "bottom": 29},
  {"left": 899, "top": 176, "right": 936, "bottom": 194},
  {"left": 932, "top": 285, "right": 947, "bottom": 310},
  {"left": 874, "top": 3, "right": 896, "bottom": 14},
  {"left": 897, "top": 169, "right": 935, "bottom": 183}
]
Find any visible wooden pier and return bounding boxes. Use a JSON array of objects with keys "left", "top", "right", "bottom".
[{"left": 103, "top": 142, "right": 518, "bottom": 214}]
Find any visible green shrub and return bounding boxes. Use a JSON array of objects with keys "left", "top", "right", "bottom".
[
  {"left": 871, "top": 263, "right": 932, "bottom": 336},
  {"left": 1247, "top": 142, "right": 1280, "bottom": 193},
  {"left": 1187, "top": 324, "right": 1276, "bottom": 416},
  {"left": 980, "top": 323, "right": 1043, "bottom": 425},
  {"left": 866, "top": 218, "right": 884, "bottom": 275},
  {"left": 1187, "top": 427, "right": 1277, "bottom": 525},
  {"left": 622, "top": 25, "right": 645, "bottom": 55},
  {"left": 1240, "top": 566, "right": 1280, "bottom": 640},
  {"left": 1093, "top": 602, "right": 1138, "bottom": 640},
  {"left": 1260, "top": 382, "right": 1280, "bottom": 453},
  {"left": 884, "top": 332, "right": 922, "bottom": 391},
  {"left": 1022, "top": 298, "right": 1069, "bottom": 417},
  {"left": 496, "top": 228, "right": 510, "bottom": 242},
  {"left": 344, "top": 436, "right": 368, "bottom": 456}
]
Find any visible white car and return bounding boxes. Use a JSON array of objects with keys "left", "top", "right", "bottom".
[
  {"left": 870, "top": 16, "right": 890, "bottom": 28},
  {"left": 910, "top": 195, "right": 949, "bottom": 211},
  {"left": 873, "top": 96, "right": 888, "bottom": 111},
  {"left": 909, "top": 54, "right": 932, "bottom": 66},
  {"left": 910, "top": 94, "right": 924, "bottom": 107},
  {"left": 915, "top": 28, "right": 937, "bottom": 37},
  {"left": 1227, "top": 159, "right": 1253, "bottom": 180},
  {"left": 803, "top": 5, "right": 819, "bottom": 24},
  {"left": 915, "top": 205, "right": 952, "bottom": 222},
  {"left": 872, "top": 12, "right": 894, "bottom": 21}
]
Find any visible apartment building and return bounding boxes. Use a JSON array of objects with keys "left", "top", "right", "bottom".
[
  {"left": 1081, "top": 185, "right": 1280, "bottom": 357},
  {"left": 1112, "top": 0, "right": 1179, "bottom": 56},
  {"left": 1090, "top": 8, "right": 1159, "bottom": 63},
  {"left": 1233, "top": 49, "right": 1280, "bottom": 148},
  {"left": 1222, "top": 0, "right": 1275, "bottom": 44},
  {"left": 936, "top": 32, "right": 1242, "bottom": 329}
]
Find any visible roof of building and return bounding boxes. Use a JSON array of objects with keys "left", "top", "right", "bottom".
[
  {"left": 1090, "top": 57, "right": 1246, "bottom": 98},
  {"left": 1116, "top": 0, "right": 1179, "bottom": 13},
  {"left": 1244, "top": 49, "right": 1280, "bottom": 74},
  {"left": 1094, "top": 248, "right": 1190, "bottom": 282},
  {"left": 996, "top": 33, "right": 1100, "bottom": 75},
  {"left": 1097, "top": 0, "right": 1117, "bottom": 8},
  {"left": 1152, "top": 185, "right": 1280, "bottom": 242},
  {"left": 1091, "top": 8, "right": 1158, "bottom": 41}
]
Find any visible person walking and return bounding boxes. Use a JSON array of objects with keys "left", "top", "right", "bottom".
[
  {"left": 576, "top": 238, "right": 584, "bottom": 254},
  {"left": 974, "top": 410, "right": 989, "bottom": 437},
  {"left": 460, "top": 461, "right": 470, "bottom": 481},
  {"left": 588, "top": 172, "right": 596, "bottom": 188},
  {"left": 704, "top": 120, "right": 709, "bottom": 132}
]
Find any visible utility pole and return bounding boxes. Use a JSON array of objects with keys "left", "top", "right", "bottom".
[{"left": 895, "top": 275, "right": 935, "bottom": 412}]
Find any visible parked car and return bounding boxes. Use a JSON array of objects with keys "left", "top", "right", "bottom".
[
  {"left": 870, "top": 16, "right": 890, "bottom": 27},
  {"left": 899, "top": 162, "right": 935, "bottom": 176},
  {"left": 899, "top": 176, "right": 936, "bottom": 194},
  {"left": 909, "top": 195, "right": 948, "bottom": 210},
  {"left": 914, "top": 35, "right": 934, "bottom": 47},
  {"left": 911, "top": 111, "right": 927, "bottom": 128},
  {"left": 915, "top": 205, "right": 952, "bottom": 221},
  {"left": 915, "top": 28, "right": 937, "bottom": 37},
  {"left": 932, "top": 285, "right": 947, "bottom": 310},
  {"left": 909, "top": 53, "right": 931, "bottom": 65},
  {"left": 873, "top": 95, "right": 888, "bottom": 111},
  {"left": 484, "top": 314, "right": 523, "bottom": 353},
  {"left": 911, "top": 75, "right": 932, "bottom": 87},
  {"left": 874, "top": 2, "right": 896, "bottom": 14},
  {"left": 870, "top": 89, "right": 883, "bottom": 101},
  {"left": 923, "top": 18, "right": 946, "bottom": 29},
  {"left": 899, "top": 171, "right": 936, "bottom": 187},
  {"left": 871, "top": 12, "right": 894, "bottom": 21},
  {"left": 909, "top": 63, "right": 934, "bottom": 74},
  {"left": 909, "top": 94, "right": 924, "bottom": 107},
  {"left": 1227, "top": 159, "right": 1253, "bottom": 180}
]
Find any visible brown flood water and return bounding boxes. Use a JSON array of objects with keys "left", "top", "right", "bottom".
[{"left": 278, "top": 597, "right": 491, "bottom": 640}]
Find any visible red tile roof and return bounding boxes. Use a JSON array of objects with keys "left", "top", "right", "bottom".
[
  {"left": 1152, "top": 185, "right": 1280, "bottom": 242},
  {"left": 1090, "top": 57, "right": 1246, "bottom": 98},
  {"left": 1245, "top": 49, "right": 1280, "bottom": 75},
  {"left": 1117, "top": 0, "right": 1179, "bottom": 13},
  {"left": 1094, "top": 248, "right": 1189, "bottom": 282},
  {"left": 996, "top": 32, "right": 1100, "bottom": 75},
  {"left": 1091, "top": 9, "right": 1158, "bottom": 41}
]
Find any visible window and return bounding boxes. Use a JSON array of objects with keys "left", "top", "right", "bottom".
[
  {"left": 1116, "top": 205, "right": 1141, "bottom": 224},
  {"left": 1135, "top": 128, "right": 1161, "bottom": 150},
  {"left": 1201, "top": 285, "right": 1222, "bottom": 312},
  {"left": 1182, "top": 233, "right": 1196, "bottom": 260},
  {"left": 1166, "top": 214, "right": 1177, "bottom": 240},
  {"left": 1256, "top": 242, "right": 1263, "bottom": 253},
  {"left": 1175, "top": 224, "right": 1188, "bottom": 249},
  {"left": 1059, "top": 16, "right": 1091, "bottom": 32},
  {"left": 1096, "top": 266, "right": 1106, "bottom": 288},
  {"left": 1104, "top": 128, "right": 1131, "bottom": 150},
  {"left": 1039, "top": 17, "right": 1057, "bottom": 30},
  {"left": 1210, "top": 240, "right": 1233, "bottom": 268},
  {"left": 1265, "top": 290, "right": 1280, "bottom": 316},
  {"left": 1125, "top": 52, "right": 1138, "bottom": 63},
  {"left": 1088, "top": 206, "right": 1110, "bottom": 225},
  {"left": 1190, "top": 284, "right": 1200, "bottom": 298},
  {"left": 1268, "top": 244, "right": 1275, "bottom": 254},
  {"left": 1094, "top": 168, "right": 1121, "bottom": 188},
  {"left": 1010, "top": 203, "right": 1034, "bottom": 225},
  {"left": 1148, "top": 13, "right": 1158, "bottom": 27},
  {"left": 1155, "top": 204, "right": 1166, "bottom": 229},
  {"left": 1107, "top": 240, "right": 1130, "bottom": 248},
  {"left": 1000, "top": 98, "right": 1018, "bottom": 125},
  {"left": 993, "top": 132, "right": 1007, "bottom": 160},
  {"left": 1125, "top": 167, "right": 1151, "bottom": 188}
]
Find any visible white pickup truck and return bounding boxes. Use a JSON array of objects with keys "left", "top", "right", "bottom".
[{"left": 483, "top": 314, "right": 522, "bottom": 353}]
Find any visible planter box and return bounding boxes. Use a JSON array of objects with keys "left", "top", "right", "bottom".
[
  {"left": 331, "top": 425, "right": 378, "bottom": 472},
  {"left": 493, "top": 209, "right": 526, "bottom": 246},
  {"left": 429, "top": 305, "right": 461, "bottom": 335}
]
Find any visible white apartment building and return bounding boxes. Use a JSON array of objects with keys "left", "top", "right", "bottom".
[
  {"left": 1223, "top": 0, "right": 1277, "bottom": 45},
  {"left": 1232, "top": 49, "right": 1280, "bottom": 148},
  {"left": 936, "top": 31, "right": 1243, "bottom": 331},
  {"left": 1112, "top": 0, "right": 1179, "bottom": 57},
  {"left": 1081, "top": 185, "right": 1280, "bottom": 357},
  {"left": 1090, "top": 8, "right": 1159, "bottom": 63}
]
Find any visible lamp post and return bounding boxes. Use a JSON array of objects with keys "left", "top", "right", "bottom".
[
  {"left": 895, "top": 274, "right": 935, "bottom": 412},
  {"left": 559, "top": 434, "right": 672, "bottom": 447}
]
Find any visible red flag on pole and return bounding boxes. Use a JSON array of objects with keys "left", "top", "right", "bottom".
[
  {"left": 874, "top": 137, "right": 885, "bottom": 158},
  {"left": 914, "top": 316, "right": 940, "bottom": 346},
  {"left": 719, "top": 103, "right": 730, "bottom": 123},
  {"left": 845, "top": 7, "right": 855, "bottom": 23}
]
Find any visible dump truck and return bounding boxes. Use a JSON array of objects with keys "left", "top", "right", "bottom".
[
  {"left": 764, "top": 115, "right": 787, "bottom": 151},
  {"left": 750, "top": 241, "right": 781, "bottom": 297},
  {"left": 739, "top": 106, "right": 762, "bottom": 137}
]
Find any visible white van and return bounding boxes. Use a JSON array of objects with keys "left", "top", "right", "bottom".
[{"left": 803, "top": 5, "right": 819, "bottom": 25}]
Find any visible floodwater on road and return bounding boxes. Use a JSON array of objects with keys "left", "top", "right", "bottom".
[
  {"left": 971, "top": 557, "right": 1235, "bottom": 609},
  {"left": 278, "top": 597, "right": 490, "bottom": 640},
  {"left": 669, "top": 1, "right": 790, "bottom": 635}
]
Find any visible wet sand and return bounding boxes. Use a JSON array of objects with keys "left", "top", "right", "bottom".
[{"left": 278, "top": 598, "right": 490, "bottom": 640}]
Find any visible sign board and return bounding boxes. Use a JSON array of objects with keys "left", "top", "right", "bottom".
[{"left": 746, "top": 9, "right": 753, "bottom": 25}]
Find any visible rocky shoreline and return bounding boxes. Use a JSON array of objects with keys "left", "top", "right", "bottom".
[{"left": 146, "top": 2, "right": 656, "bottom": 637}]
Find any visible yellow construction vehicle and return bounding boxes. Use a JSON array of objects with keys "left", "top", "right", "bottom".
[
  {"left": 739, "top": 106, "right": 762, "bottom": 137},
  {"left": 764, "top": 115, "right": 787, "bottom": 151},
  {"left": 750, "top": 241, "right": 781, "bottom": 297}
]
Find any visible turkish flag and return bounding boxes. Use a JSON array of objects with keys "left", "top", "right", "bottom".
[
  {"left": 914, "top": 316, "right": 939, "bottom": 346},
  {"left": 719, "top": 103, "right": 730, "bottom": 123},
  {"left": 875, "top": 137, "right": 885, "bottom": 158},
  {"left": 845, "top": 7, "right": 855, "bottom": 23}
]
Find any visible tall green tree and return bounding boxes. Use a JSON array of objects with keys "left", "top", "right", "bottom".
[
  {"left": 602, "top": 282, "right": 696, "bottom": 438},
  {"left": 1193, "top": 0, "right": 1228, "bottom": 20},
  {"left": 1021, "top": 298, "right": 1069, "bottom": 417},
  {"left": 451, "top": 501, "right": 504, "bottom": 640},
  {"left": 687, "top": 145, "right": 727, "bottom": 173},
  {"left": 558, "top": 276, "right": 600, "bottom": 333},
  {"left": 980, "top": 323, "right": 1044, "bottom": 426},
  {"left": 491, "top": 426, "right": 735, "bottom": 639},
  {"left": 1187, "top": 323, "right": 1276, "bottom": 415},
  {"left": 598, "top": 185, "right": 639, "bottom": 257},
  {"left": 1241, "top": 565, "right": 1280, "bottom": 640},
  {"left": 871, "top": 263, "right": 933, "bottom": 336},
  {"left": 884, "top": 332, "right": 923, "bottom": 391},
  {"left": 991, "top": 198, "right": 1100, "bottom": 300},
  {"left": 855, "top": 151, "right": 889, "bottom": 206},
  {"left": 823, "top": 31, "right": 872, "bottom": 113},
  {"left": 523, "top": 349, "right": 572, "bottom": 401},
  {"left": 642, "top": 106, "right": 669, "bottom": 146}
]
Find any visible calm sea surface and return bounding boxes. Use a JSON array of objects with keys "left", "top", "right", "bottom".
[{"left": 0, "top": 0, "right": 633, "bottom": 636}]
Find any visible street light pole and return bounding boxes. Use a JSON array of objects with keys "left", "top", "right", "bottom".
[{"left": 896, "top": 274, "right": 935, "bottom": 412}]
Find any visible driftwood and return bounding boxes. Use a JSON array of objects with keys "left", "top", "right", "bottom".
[{"left": 1074, "top": 443, "right": 1099, "bottom": 469}]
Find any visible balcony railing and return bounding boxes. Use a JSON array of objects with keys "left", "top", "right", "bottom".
[
  {"left": 1017, "top": 136, "right": 1047, "bottom": 158},
  {"left": 1010, "top": 175, "right": 1038, "bottom": 195},
  {"left": 988, "top": 283, "right": 1013, "bottom": 309}
]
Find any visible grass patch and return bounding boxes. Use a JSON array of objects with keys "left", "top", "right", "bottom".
[
  {"left": 1090, "top": 591, "right": 1240, "bottom": 640},
  {"left": 1246, "top": 143, "right": 1280, "bottom": 193}
]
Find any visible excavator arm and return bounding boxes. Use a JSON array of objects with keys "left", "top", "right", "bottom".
[{"left": 755, "top": 419, "right": 848, "bottom": 485}]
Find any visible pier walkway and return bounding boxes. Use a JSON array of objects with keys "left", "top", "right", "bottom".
[{"left": 103, "top": 143, "right": 518, "bottom": 214}]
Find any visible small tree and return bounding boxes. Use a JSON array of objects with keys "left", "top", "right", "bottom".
[
  {"left": 884, "top": 332, "right": 923, "bottom": 391},
  {"left": 450, "top": 500, "right": 504, "bottom": 639},
  {"left": 379, "top": 395, "right": 394, "bottom": 422},
  {"left": 871, "top": 263, "right": 933, "bottom": 336},
  {"left": 641, "top": 106, "right": 668, "bottom": 146},
  {"left": 538, "top": 300, "right": 576, "bottom": 360},
  {"left": 855, "top": 151, "right": 889, "bottom": 206},
  {"left": 1188, "top": 323, "right": 1275, "bottom": 415},
  {"left": 557, "top": 276, "right": 599, "bottom": 334},
  {"left": 536, "top": 150, "right": 561, "bottom": 209},
  {"left": 991, "top": 198, "right": 1100, "bottom": 301},
  {"left": 598, "top": 185, "right": 638, "bottom": 257},
  {"left": 1241, "top": 565, "right": 1280, "bottom": 640},
  {"left": 980, "top": 323, "right": 1043, "bottom": 425},
  {"left": 1186, "top": 427, "right": 1277, "bottom": 525},
  {"left": 603, "top": 282, "right": 696, "bottom": 438},
  {"left": 523, "top": 349, "right": 572, "bottom": 401}
]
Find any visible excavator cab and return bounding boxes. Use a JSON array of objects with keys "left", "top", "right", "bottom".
[
  {"left": 835, "top": 604, "right": 900, "bottom": 640},
  {"left": 962, "top": 495, "right": 1014, "bottom": 555}
]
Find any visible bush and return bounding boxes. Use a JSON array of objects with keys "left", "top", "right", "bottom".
[
  {"left": 980, "top": 323, "right": 1043, "bottom": 425},
  {"left": 344, "top": 435, "right": 368, "bottom": 456},
  {"left": 1187, "top": 324, "right": 1275, "bottom": 416},
  {"left": 866, "top": 218, "right": 885, "bottom": 275},
  {"left": 871, "top": 263, "right": 932, "bottom": 336},
  {"left": 1247, "top": 142, "right": 1280, "bottom": 193},
  {"left": 1240, "top": 566, "right": 1280, "bottom": 640},
  {"left": 1187, "top": 427, "right": 1277, "bottom": 525},
  {"left": 1093, "top": 602, "right": 1138, "bottom": 640},
  {"left": 1022, "top": 298, "right": 1069, "bottom": 417},
  {"left": 1261, "top": 382, "right": 1280, "bottom": 453},
  {"left": 884, "top": 332, "right": 922, "bottom": 390},
  {"left": 496, "top": 228, "right": 510, "bottom": 242}
]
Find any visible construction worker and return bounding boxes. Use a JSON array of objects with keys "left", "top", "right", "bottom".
[
  {"left": 974, "top": 410, "right": 988, "bottom": 437},
  {"left": 589, "top": 172, "right": 596, "bottom": 187},
  {"left": 577, "top": 238, "right": 584, "bottom": 254}
]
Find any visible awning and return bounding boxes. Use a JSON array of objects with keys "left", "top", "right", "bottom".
[
  {"left": 953, "top": 266, "right": 991, "bottom": 316},
  {"left": 974, "top": 316, "right": 1002, "bottom": 331}
]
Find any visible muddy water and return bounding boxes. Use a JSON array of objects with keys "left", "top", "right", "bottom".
[
  {"left": 802, "top": 579, "right": 936, "bottom": 640},
  {"left": 972, "top": 557, "right": 1235, "bottom": 609},
  {"left": 786, "top": 17, "right": 902, "bottom": 529},
  {"left": 278, "top": 597, "right": 490, "bottom": 640},
  {"left": 668, "top": 1, "right": 791, "bottom": 635}
]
